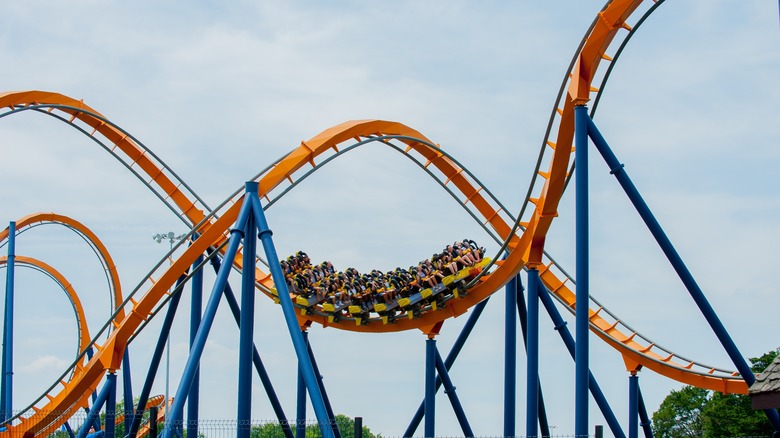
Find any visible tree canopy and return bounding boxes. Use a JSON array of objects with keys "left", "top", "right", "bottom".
[{"left": 652, "top": 349, "right": 779, "bottom": 438}]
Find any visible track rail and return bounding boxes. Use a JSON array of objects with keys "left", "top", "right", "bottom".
[
  {"left": 0, "top": 0, "right": 755, "bottom": 434},
  {"left": 0, "top": 256, "right": 91, "bottom": 368},
  {"left": 0, "top": 213, "right": 125, "bottom": 324}
]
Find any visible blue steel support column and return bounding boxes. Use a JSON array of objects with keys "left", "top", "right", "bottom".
[
  {"left": 514, "top": 275, "right": 550, "bottom": 437},
  {"left": 503, "top": 275, "right": 517, "bottom": 438},
  {"left": 188, "top": 252, "right": 203, "bottom": 438},
  {"left": 238, "top": 188, "right": 257, "bottom": 438},
  {"left": 106, "top": 372, "right": 117, "bottom": 438},
  {"left": 1, "top": 221, "right": 15, "bottom": 422},
  {"left": 162, "top": 193, "right": 254, "bottom": 438},
  {"left": 628, "top": 373, "right": 638, "bottom": 438},
  {"left": 637, "top": 386, "right": 653, "bottom": 438},
  {"left": 211, "top": 256, "right": 293, "bottom": 438},
  {"left": 424, "top": 337, "right": 436, "bottom": 438},
  {"left": 433, "top": 348, "right": 473, "bottom": 437},
  {"left": 574, "top": 104, "right": 591, "bottom": 437},
  {"left": 526, "top": 269, "right": 540, "bottom": 438},
  {"left": 128, "top": 276, "right": 186, "bottom": 438},
  {"left": 77, "top": 373, "right": 117, "bottom": 438},
  {"left": 122, "top": 349, "right": 134, "bottom": 435},
  {"left": 538, "top": 285, "right": 626, "bottom": 438},
  {"left": 584, "top": 115, "right": 780, "bottom": 431},
  {"left": 296, "top": 365, "right": 307, "bottom": 438},
  {"left": 249, "top": 191, "right": 332, "bottom": 437},
  {"left": 404, "top": 298, "right": 490, "bottom": 437},
  {"left": 305, "top": 334, "right": 341, "bottom": 438}
]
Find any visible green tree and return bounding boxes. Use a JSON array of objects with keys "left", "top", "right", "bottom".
[
  {"left": 251, "top": 415, "right": 379, "bottom": 438},
  {"left": 652, "top": 385, "right": 709, "bottom": 437},
  {"left": 653, "top": 349, "right": 779, "bottom": 438}
]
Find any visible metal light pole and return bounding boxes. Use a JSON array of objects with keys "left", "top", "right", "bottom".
[{"left": 153, "top": 232, "right": 185, "bottom": 422}]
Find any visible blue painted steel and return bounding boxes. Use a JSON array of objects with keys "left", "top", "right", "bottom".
[
  {"left": 404, "top": 298, "right": 490, "bottom": 437},
  {"left": 503, "top": 275, "right": 517, "bottom": 438},
  {"left": 526, "top": 269, "right": 540, "bottom": 438},
  {"left": 305, "top": 334, "right": 341, "bottom": 438},
  {"left": 128, "top": 275, "right": 185, "bottom": 438},
  {"left": 249, "top": 190, "right": 333, "bottom": 437},
  {"left": 537, "top": 284, "right": 626, "bottom": 438},
  {"left": 637, "top": 386, "right": 653, "bottom": 438},
  {"left": 77, "top": 373, "right": 116, "bottom": 438},
  {"left": 122, "top": 348, "right": 133, "bottom": 435},
  {"left": 106, "top": 372, "right": 116, "bottom": 438},
  {"left": 434, "top": 348, "right": 473, "bottom": 437},
  {"left": 1, "top": 221, "right": 15, "bottom": 422},
  {"left": 188, "top": 252, "right": 203, "bottom": 438},
  {"left": 296, "top": 365, "right": 306, "bottom": 438},
  {"left": 238, "top": 190, "right": 257, "bottom": 438},
  {"left": 584, "top": 115, "right": 780, "bottom": 431},
  {"left": 63, "top": 420, "right": 75, "bottom": 438},
  {"left": 162, "top": 194, "right": 253, "bottom": 438},
  {"left": 213, "top": 257, "right": 293, "bottom": 438},
  {"left": 513, "top": 275, "right": 550, "bottom": 437},
  {"left": 424, "top": 338, "right": 436, "bottom": 438},
  {"left": 628, "top": 374, "right": 638, "bottom": 438},
  {"left": 574, "top": 104, "right": 591, "bottom": 437}
]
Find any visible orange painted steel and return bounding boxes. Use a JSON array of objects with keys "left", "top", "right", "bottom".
[
  {"left": 0, "top": 255, "right": 92, "bottom": 368},
  {"left": 0, "top": 212, "right": 125, "bottom": 323},
  {"left": 0, "top": 0, "right": 753, "bottom": 434}
]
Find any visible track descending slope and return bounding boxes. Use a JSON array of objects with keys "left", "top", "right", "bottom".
[{"left": 0, "top": 0, "right": 754, "bottom": 434}]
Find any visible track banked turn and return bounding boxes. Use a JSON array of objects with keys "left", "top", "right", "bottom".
[{"left": 0, "top": 0, "right": 751, "bottom": 434}]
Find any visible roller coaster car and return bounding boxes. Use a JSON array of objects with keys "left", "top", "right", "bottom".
[
  {"left": 373, "top": 299, "right": 402, "bottom": 324},
  {"left": 347, "top": 304, "right": 371, "bottom": 326},
  {"left": 296, "top": 294, "right": 321, "bottom": 308}
]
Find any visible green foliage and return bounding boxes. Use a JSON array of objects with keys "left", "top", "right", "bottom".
[
  {"left": 652, "top": 385, "right": 708, "bottom": 438},
  {"left": 652, "top": 349, "right": 779, "bottom": 438},
  {"left": 701, "top": 392, "right": 773, "bottom": 437},
  {"left": 749, "top": 350, "right": 779, "bottom": 374},
  {"left": 251, "top": 414, "right": 379, "bottom": 438}
]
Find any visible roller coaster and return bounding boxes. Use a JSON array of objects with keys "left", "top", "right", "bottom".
[{"left": 0, "top": 0, "right": 778, "bottom": 437}]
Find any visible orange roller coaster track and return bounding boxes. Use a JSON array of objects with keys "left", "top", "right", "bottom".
[{"left": 0, "top": 0, "right": 764, "bottom": 435}]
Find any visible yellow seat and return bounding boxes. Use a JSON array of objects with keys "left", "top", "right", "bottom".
[
  {"left": 348, "top": 305, "right": 362, "bottom": 314},
  {"left": 374, "top": 303, "right": 387, "bottom": 312},
  {"left": 421, "top": 288, "right": 433, "bottom": 299},
  {"left": 296, "top": 296, "right": 309, "bottom": 306},
  {"left": 322, "top": 303, "right": 335, "bottom": 312},
  {"left": 398, "top": 298, "right": 411, "bottom": 308},
  {"left": 442, "top": 275, "right": 455, "bottom": 286}
]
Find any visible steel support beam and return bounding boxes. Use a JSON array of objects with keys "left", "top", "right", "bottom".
[
  {"left": 161, "top": 192, "right": 254, "bottom": 437},
  {"left": 425, "top": 338, "right": 436, "bottom": 438},
  {"left": 504, "top": 275, "right": 517, "bottom": 438},
  {"left": 575, "top": 104, "right": 591, "bottom": 437},
  {"left": 129, "top": 275, "right": 186, "bottom": 438},
  {"left": 404, "top": 298, "right": 490, "bottom": 437},
  {"left": 434, "top": 348, "right": 473, "bottom": 437},
  {"left": 77, "top": 373, "right": 116, "bottom": 438},
  {"left": 213, "top": 254, "right": 294, "bottom": 438},
  {"left": 526, "top": 269, "right": 540, "bottom": 438},
  {"left": 629, "top": 373, "right": 638, "bottom": 438},
  {"left": 237, "top": 197, "right": 257, "bottom": 438},
  {"left": 1, "top": 221, "right": 15, "bottom": 422},
  {"left": 122, "top": 349, "right": 134, "bottom": 435},
  {"left": 187, "top": 251, "right": 203, "bottom": 438},
  {"left": 249, "top": 189, "right": 333, "bottom": 437},
  {"left": 585, "top": 114, "right": 780, "bottom": 431},
  {"left": 538, "top": 285, "right": 625, "bottom": 438}
]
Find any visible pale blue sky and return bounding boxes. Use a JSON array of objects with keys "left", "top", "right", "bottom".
[{"left": 1, "top": 1, "right": 779, "bottom": 436}]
